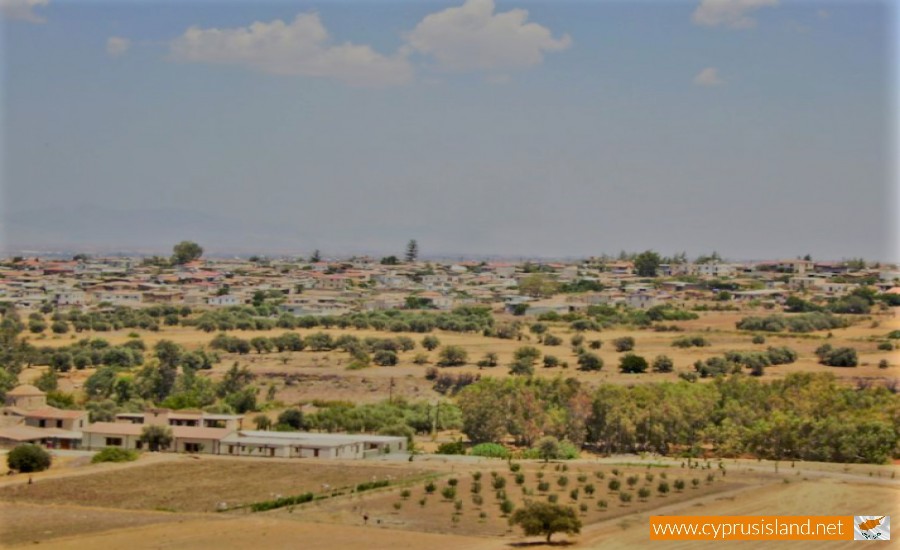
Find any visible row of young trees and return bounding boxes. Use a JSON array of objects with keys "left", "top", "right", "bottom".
[{"left": 455, "top": 373, "right": 899, "bottom": 463}]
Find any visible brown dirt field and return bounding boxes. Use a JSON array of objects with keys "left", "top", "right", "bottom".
[
  {"left": 0, "top": 502, "right": 221, "bottom": 547},
  {"left": 290, "top": 461, "right": 745, "bottom": 537},
  {"left": 583, "top": 477, "right": 897, "bottom": 549},
  {"left": 6, "top": 516, "right": 497, "bottom": 550},
  {"left": 0, "top": 455, "right": 434, "bottom": 513}
]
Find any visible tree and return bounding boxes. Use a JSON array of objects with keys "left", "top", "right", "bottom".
[
  {"left": 140, "top": 425, "right": 173, "bottom": 452},
  {"left": 651, "top": 355, "right": 674, "bottom": 373},
  {"left": 519, "top": 274, "right": 558, "bottom": 298},
  {"left": 254, "top": 414, "right": 272, "bottom": 430},
  {"left": 509, "top": 501, "right": 582, "bottom": 543},
  {"left": 421, "top": 335, "right": 441, "bottom": 351},
  {"left": 537, "top": 436, "right": 561, "bottom": 463},
  {"left": 405, "top": 239, "right": 419, "bottom": 263},
  {"left": 277, "top": 409, "right": 304, "bottom": 430},
  {"left": 613, "top": 336, "right": 635, "bottom": 352},
  {"left": 310, "top": 249, "right": 321, "bottom": 263},
  {"left": 171, "top": 241, "right": 203, "bottom": 265},
  {"left": 634, "top": 250, "right": 661, "bottom": 277},
  {"left": 381, "top": 256, "right": 400, "bottom": 266},
  {"left": 438, "top": 345, "right": 468, "bottom": 366},
  {"left": 577, "top": 352, "right": 603, "bottom": 372},
  {"left": 8, "top": 444, "right": 52, "bottom": 473},
  {"left": 619, "top": 354, "right": 649, "bottom": 374}
]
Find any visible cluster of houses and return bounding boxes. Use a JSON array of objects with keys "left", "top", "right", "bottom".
[
  {"left": 0, "top": 255, "right": 896, "bottom": 317},
  {"left": 0, "top": 385, "right": 406, "bottom": 460}
]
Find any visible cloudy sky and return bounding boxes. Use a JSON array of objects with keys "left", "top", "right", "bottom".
[{"left": 1, "top": 0, "right": 896, "bottom": 261}]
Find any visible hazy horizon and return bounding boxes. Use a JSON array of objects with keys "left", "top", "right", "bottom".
[{"left": 2, "top": 0, "right": 897, "bottom": 262}]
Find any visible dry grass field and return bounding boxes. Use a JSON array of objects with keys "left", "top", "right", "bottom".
[
  {"left": 1, "top": 453, "right": 896, "bottom": 549},
  {"left": 20, "top": 306, "right": 899, "bottom": 407}
]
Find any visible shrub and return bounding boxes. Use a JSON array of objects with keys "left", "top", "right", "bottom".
[
  {"left": 619, "top": 491, "right": 632, "bottom": 504},
  {"left": 438, "top": 346, "right": 468, "bottom": 366},
  {"left": 651, "top": 355, "right": 674, "bottom": 373},
  {"left": 613, "top": 336, "right": 635, "bottom": 352},
  {"left": 672, "top": 336, "right": 709, "bottom": 348},
  {"left": 7, "top": 444, "right": 52, "bottom": 473},
  {"left": 543, "top": 334, "right": 563, "bottom": 346},
  {"left": 815, "top": 345, "right": 858, "bottom": 367},
  {"left": 638, "top": 487, "right": 651, "bottom": 500},
  {"left": 373, "top": 350, "right": 399, "bottom": 366},
  {"left": 878, "top": 341, "right": 894, "bottom": 351},
  {"left": 657, "top": 481, "right": 670, "bottom": 495},
  {"left": 752, "top": 335, "right": 766, "bottom": 344},
  {"left": 470, "top": 443, "right": 510, "bottom": 459},
  {"left": 577, "top": 352, "right": 603, "bottom": 372},
  {"left": 608, "top": 479, "right": 620, "bottom": 491},
  {"left": 543, "top": 355, "right": 561, "bottom": 368},
  {"left": 619, "top": 353, "right": 649, "bottom": 374},
  {"left": 91, "top": 447, "right": 138, "bottom": 464},
  {"left": 436, "top": 439, "right": 467, "bottom": 455}
]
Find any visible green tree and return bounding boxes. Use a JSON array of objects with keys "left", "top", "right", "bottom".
[
  {"left": 634, "top": 250, "right": 661, "bottom": 277},
  {"left": 577, "top": 352, "right": 603, "bottom": 372},
  {"left": 421, "top": 335, "right": 440, "bottom": 351},
  {"left": 438, "top": 345, "right": 468, "bottom": 366},
  {"left": 276, "top": 409, "right": 304, "bottom": 430},
  {"left": 619, "top": 354, "right": 649, "bottom": 374},
  {"left": 171, "top": 240, "right": 203, "bottom": 265},
  {"left": 139, "top": 425, "right": 173, "bottom": 452},
  {"left": 537, "top": 435, "right": 561, "bottom": 463},
  {"left": 405, "top": 239, "right": 419, "bottom": 263},
  {"left": 651, "top": 355, "right": 674, "bottom": 373},
  {"left": 509, "top": 501, "right": 582, "bottom": 543},
  {"left": 8, "top": 444, "right": 52, "bottom": 472}
]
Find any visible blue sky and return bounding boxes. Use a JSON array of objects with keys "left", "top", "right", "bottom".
[{"left": 1, "top": 0, "right": 896, "bottom": 261}]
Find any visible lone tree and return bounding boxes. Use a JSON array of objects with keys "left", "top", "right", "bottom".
[
  {"left": 140, "top": 425, "right": 173, "bottom": 452},
  {"left": 310, "top": 249, "right": 322, "bottom": 263},
  {"left": 537, "top": 435, "right": 561, "bottom": 463},
  {"left": 7, "top": 443, "right": 52, "bottom": 473},
  {"left": 171, "top": 241, "right": 203, "bottom": 265},
  {"left": 405, "top": 239, "right": 419, "bottom": 263},
  {"left": 509, "top": 501, "right": 582, "bottom": 543},
  {"left": 633, "top": 250, "right": 661, "bottom": 277}
]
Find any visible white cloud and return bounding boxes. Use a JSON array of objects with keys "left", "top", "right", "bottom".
[
  {"left": 406, "top": 0, "right": 571, "bottom": 72},
  {"left": 106, "top": 36, "right": 131, "bottom": 58},
  {"left": 694, "top": 67, "right": 724, "bottom": 86},
  {"left": 169, "top": 13, "right": 412, "bottom": 87},
  {"left": 692, "top": 0, "right": 779, "bottom": 29},
  {"left": 0, "top": 0, "right": 49, "bottom": 23}
]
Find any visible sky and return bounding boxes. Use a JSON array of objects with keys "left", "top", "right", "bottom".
[{"left": 0, "top": 0, "right": 897, "bottom": 261}]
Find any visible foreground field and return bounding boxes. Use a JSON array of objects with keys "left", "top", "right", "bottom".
[{"left": 1, "top": 453, "right": 896, "bottom": 548}]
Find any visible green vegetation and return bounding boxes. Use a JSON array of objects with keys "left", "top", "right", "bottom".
[
  {"left": 736, "top": 313, "right": 849, "bottom": 333},
  {"left": 7, "top": 444, "right": 52, "bottom": 473},
  {"left": 457, "top": 373, "right": 898, "bottom": 463},
  {"left": 91, "top": 447, "right": 139, "bottom": 464},
  {"left": 509, "top": 501, "right": 582, "bottom": 543}
]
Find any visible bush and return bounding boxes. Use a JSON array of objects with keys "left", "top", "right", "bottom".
[
  {"left": 373, "top": 350, "right": 399, "bottom": 366},
  {"left": 7, "top": 444, "right": 52, "bottom": 472},
  {"left": 815, "top": 344, "right": 858, "bottom": 367},
  {"left": 651, "top": 355, "right": 674, "bottom": 373},
  {"left": 91, "top": 447, "right": 139, "bottom": 463},
  {"left": 543, "top": 333, "right": 563, "bottom": 346},
  {"left": 470, "top": 443, "right": 510, "bottom": 459},
  {"left": 613, "top": 337, "right": 635, "bottom": 352},
  {"left": 438, "top": 346, "right": 468, "bottom": 366},
  {"left": 436, "top": 439, "right": 467, "bottom": 455},
  {"left": 619, "top": 353, "right": 649, "bottom": 374},
  {"left": 752, "top": 335, "right": 766, "bottom": 344},
  {"left": 878, "top": 342, "right": 894, "bottom": 351},
  {"left": 577, "top": 352, "right": 603, "bottom": 372},
  {"left": 672, "top": 336, "right": 710, "bottom": 348}
]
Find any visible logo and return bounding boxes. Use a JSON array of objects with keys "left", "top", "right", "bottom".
[{"left": 854, "top": 516, "right": 890, "bottom": 541}]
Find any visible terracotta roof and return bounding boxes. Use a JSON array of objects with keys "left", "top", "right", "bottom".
[
  {"left": 21, "top": 407, "right": 87, "bottom": 420},
  {"left": 7, "top": 385, "right": 44, "bottom": 397},
  {"left": 0, "top": 425, "right": 81, "bottom": 441}
]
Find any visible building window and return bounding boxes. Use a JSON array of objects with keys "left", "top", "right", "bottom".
[
  {"left": 56, "top": 420, "right": 63, "bottom": 428},
  {"left": 39, "top": 419, "right": 46, "bottom": 428},
  {"left": 184, "top": 443, "right": 202, "bottom": 453},
  {"left": 105, "top": 437, "right": 123, "bottom": 446}
]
